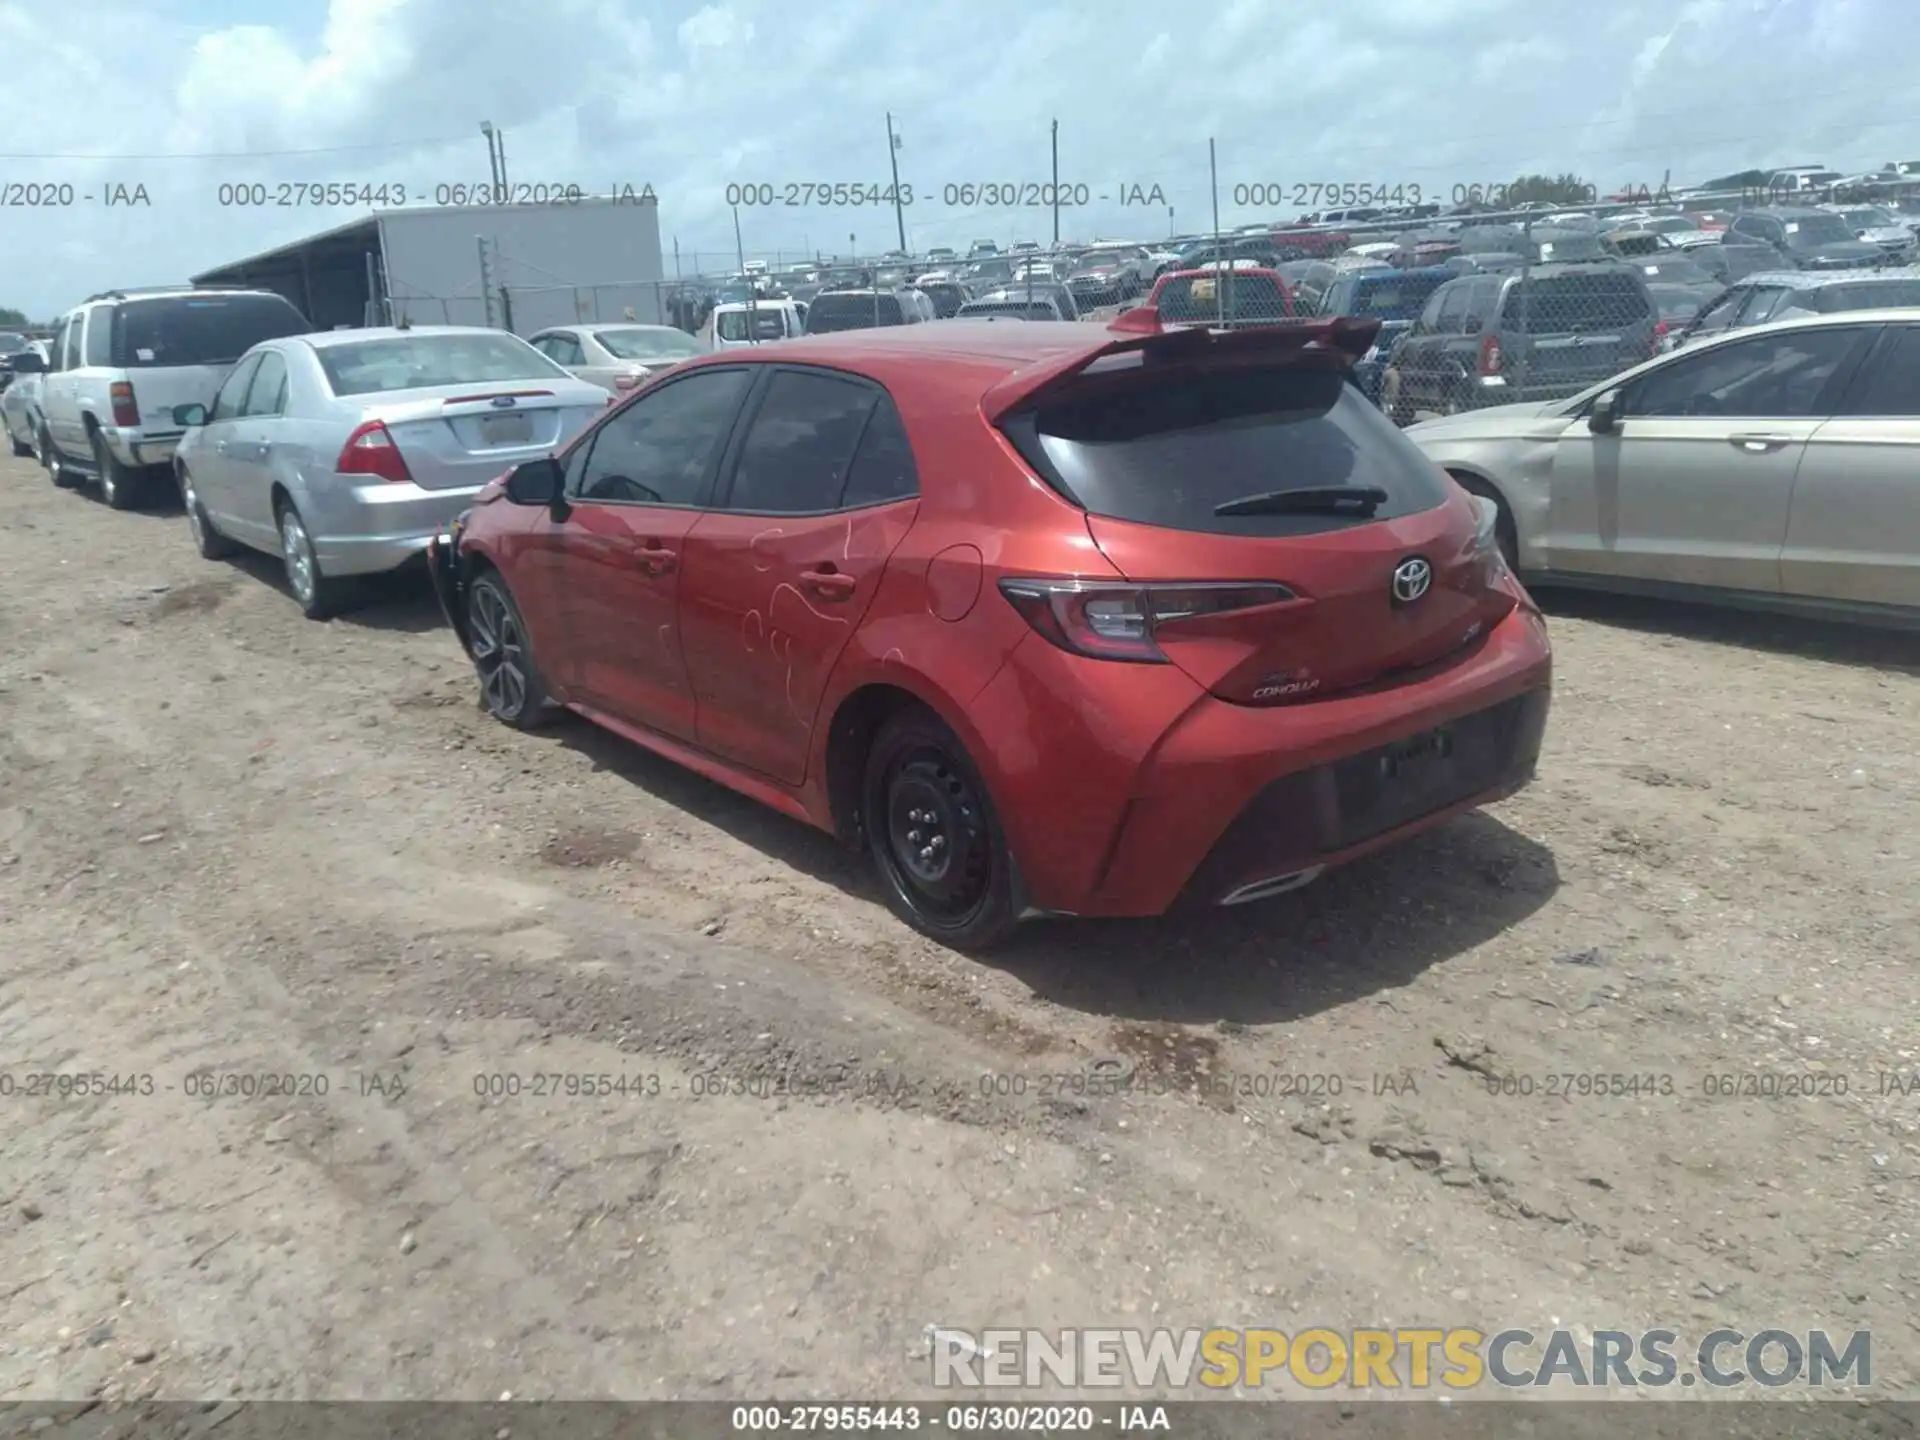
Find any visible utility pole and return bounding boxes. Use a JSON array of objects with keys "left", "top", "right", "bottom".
[
  {"left": 1050, "top": 119, "right": 1060, "bottom": 246},
  {"left": 1209, "top": 139, "right": 1224, "bottom": 328},
  {"left": 479, "top": 122, "right": 500, "bottom": 201},
  {"left": 885, "top": 112, "right": 907, "bottom": 253},
  {"left": 733, "top": 203, "right": 757, "bottom": 343}
]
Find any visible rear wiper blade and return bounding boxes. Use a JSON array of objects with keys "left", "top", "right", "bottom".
[{"left": 1214, "top": 485, "right": 1390, "bottom": 517}]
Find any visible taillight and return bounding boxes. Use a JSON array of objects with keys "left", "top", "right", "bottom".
[
  {"left": 1477, "top": 331, "right": 1502, "bottom": 375},
  {"left": 997, "top": 579, "right": 1293, "bottom": 663},
  {"left": 110, "top": 381, "right": 139, "bottom": 427},
  {"left": 335, "top": 420, "right": 412, "bottom": 483}
]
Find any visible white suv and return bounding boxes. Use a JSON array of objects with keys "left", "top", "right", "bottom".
[{"left": 39, "top": 286, "right": 310, "bottom": 507}]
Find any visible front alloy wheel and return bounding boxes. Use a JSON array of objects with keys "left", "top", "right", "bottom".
[
  {"left": 466, "top": 574, "right": 552, "bottom": 729},
  {"left": 180, "top": 469, "right": 234, "bottom": 559}
]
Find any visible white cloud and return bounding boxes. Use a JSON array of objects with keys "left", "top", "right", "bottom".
[{"left": 0, "top": 0, "right": 1916, "bottom": 319}]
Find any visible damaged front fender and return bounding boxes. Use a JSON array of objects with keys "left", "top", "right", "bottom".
[{"left": 426, "top": 526, "right": 474, "bottom": 655}]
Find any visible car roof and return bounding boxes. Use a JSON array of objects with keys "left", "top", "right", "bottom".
[{"left": 1732, "top": 268, "right": 1920, "bottom": 288}]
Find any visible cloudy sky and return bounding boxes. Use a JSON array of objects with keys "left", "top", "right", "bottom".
[{"left": 0, "top": 0, "right": 1906, "bottom": 320}]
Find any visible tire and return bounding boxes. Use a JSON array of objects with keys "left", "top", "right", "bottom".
[
  {"left": 46, "top": 429, "right": 77, "bottom": 487},
  {"left": 177, "top": 466, "right": 236, "bottom": 560},
  {"left": 465, "top": 570, "right": 555, "bottom": 730},
  {"left": 860, "top": 706, "right": 1022, "bottom": 952},
  {"left": 8, "top": 428, "right": 29, "bottom": 458},
  {"left": 92, "top": 429, "right": 145, "bottom": 510},
  {"left": 274, "top": 499, "right": 353, "bottom": 620}
]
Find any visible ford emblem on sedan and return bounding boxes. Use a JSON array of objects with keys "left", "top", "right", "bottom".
[{"left": 1392, "top": 557, "right": 1433, "bottom": 604}]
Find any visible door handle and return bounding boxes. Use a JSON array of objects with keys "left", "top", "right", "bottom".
[
  {"left": 1729, "top": 433, "right": 1790, "bottom": 453},
  {"left": 215, "top": 439, "right": 229, "bottom": 454},
  {"left": 800, "top": 568, "right": 857, "bottom": 599},
  {"left": 635, "top": 545, "right": 677, "bottom": 575}
]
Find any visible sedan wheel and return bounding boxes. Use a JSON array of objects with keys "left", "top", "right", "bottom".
[
  {"left": 466, "top": 573, "right": 552, "bottom": 729},
  {"left": 277, "top": 503, "right": 350, "bottom": 619},
  {"left": 179, "top": 469, "right": 235, "bottom": 560}
]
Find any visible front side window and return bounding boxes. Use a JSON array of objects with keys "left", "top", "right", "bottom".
[
  {"left": 1626, "top": 327, "right": 1862, "bottom": 419},
  {"left": 572, "top": 368, "right": 750, "bottom": 506}
]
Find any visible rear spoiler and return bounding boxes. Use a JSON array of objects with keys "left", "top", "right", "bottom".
[{"left": 979, "top": 316, "right": 1383, "bottom": 421}]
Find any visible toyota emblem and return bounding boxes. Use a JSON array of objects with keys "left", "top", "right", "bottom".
[{"left": 1391, "top": 556, "right": 1433, "bottom": 604}]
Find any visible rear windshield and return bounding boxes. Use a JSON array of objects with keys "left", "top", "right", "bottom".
[
  {"left": 717, "top": 310, "right": 791, "bottom": 342},
  {"left": 315, "top": 332, "right": 568, "bottom": 397},
  {"left": 1530, "top": 233, "right": 1609, "bottom": 263},
  {"left": 595, "top": 327, "right": 704, "bottom": 361},
  {"left": 1501, "top": 275, "right": 1652, "bottom": 331},
  {"left": 1002, "top": 365, "right": 1453, "bottom": 537},
  {"left": 1155, "top": 274, "right": 1290, "bottom": 325},
  {"left": 0, "top": 332, "right": 27, "bottom": 353},
  {"left": 1341, "top": 275, "right": 1448, "bottom": 319},
  {"left": 1812, "top": 279, "right": 1920, "bottom": 311},
  {"left": 805, "top": 294, "right": 905, "bottom": 332},
  {"left": 111, "top": 293, "right": 309, "bottom": 368}
]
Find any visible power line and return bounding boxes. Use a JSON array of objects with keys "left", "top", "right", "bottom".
[{"left": 0, "top": 135, "right": 477, "bottom": 161}]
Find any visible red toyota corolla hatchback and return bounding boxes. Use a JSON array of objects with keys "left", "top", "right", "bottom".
[{"left": 427, "top": 316, "right": 1551, "bottom": 951}]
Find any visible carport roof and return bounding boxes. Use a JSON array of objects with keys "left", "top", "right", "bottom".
[{"left": 191, "top": 213, "right": 386, "bottom": 285}]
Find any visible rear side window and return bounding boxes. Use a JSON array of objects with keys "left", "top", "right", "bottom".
[
  {"left": 805, "top": 295, "right": 904, "bottom": 333},
  {"left": 1501, "top": 275, "right": 1651, "bottom": 332},
  {"left": 1002, "top": 365, "right": 1454, "bottom": 538},
  {"left": 726, "top": 371, "right": 878, "bottom": 513},
  {"left": 1840, "top": 326, "right": 1920, "bottom": 415},
  {"left": 111, "top": 294, "right": 309, "bottom": 368},
  {"left": 841, "top": 396, "right": 919, "bottom": 507},
  {"left": 84, "top": 309, "right": 113, "bottom": 365}
]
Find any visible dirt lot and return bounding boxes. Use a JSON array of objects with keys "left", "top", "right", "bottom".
[{"left": 0, "top": 449, "right": 1916, "bottom": 1408}]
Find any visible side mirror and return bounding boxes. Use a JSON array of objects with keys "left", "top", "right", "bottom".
[
  {"left": 7, "top": 351, "right": 46, "bottom": 374},
  {"left": 1589, "top": 389, "right": 1622, "bottom": 434},
  {"left": 173, "top": 403, "right": 208, "bottom": 426},
  {"left": 504, "top": 456, "right": 563, "bottom": 506}
]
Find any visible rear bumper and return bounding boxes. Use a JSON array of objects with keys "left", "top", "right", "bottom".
[
  {"left": 974, "top": 602, "right": 1552, "bottom": 918},
  {"left": 103, "top": 427, "right": 185, "bottom": 467},
  {"left": 303, "top": 479, "right": 487, "bottom": 576}
]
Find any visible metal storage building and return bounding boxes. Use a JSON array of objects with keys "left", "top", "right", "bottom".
[{"left": 191, "top": 195, "right": 665, "bottom": 335}]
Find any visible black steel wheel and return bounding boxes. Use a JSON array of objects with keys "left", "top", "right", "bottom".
[
  {"left": 861, "top": 708, "right": 1020, "bottom": 951},
  {"left": 467, "top": 571, "right": 553, "bottom": 729}
]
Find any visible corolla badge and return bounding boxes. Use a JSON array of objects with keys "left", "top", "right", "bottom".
[
  {"left": 1391, "top": 556, "right": 1433, "bottom": 604},
  {"left": 1252, "top": 671, "right": 1318, "bottom": 701}
]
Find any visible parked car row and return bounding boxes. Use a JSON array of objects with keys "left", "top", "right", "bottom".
[{"left": 8, "top": 285, "right": 615, "bottom": 616}]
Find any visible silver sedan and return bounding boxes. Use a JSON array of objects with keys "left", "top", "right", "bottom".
[
  {"left": 1405, "top": 308, "right": 1920, "bottom": 628},
  {"left": 528, "top": 323, "right": 708, "bottom": 394},
  {"left": 171, "top": 326, "right": 610, "bottom": 618}
]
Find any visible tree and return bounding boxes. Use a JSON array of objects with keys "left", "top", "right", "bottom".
[
  {"left": 0, "top": 306, "right": 28, "bottom": 327},
  {"left": 1506, "top": 173, "right": 1596, "bottom": 206}
]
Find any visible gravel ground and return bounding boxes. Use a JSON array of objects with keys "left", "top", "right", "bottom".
[{"left": 0, "top": 449, "right": 1916, "bottom": 1409}]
